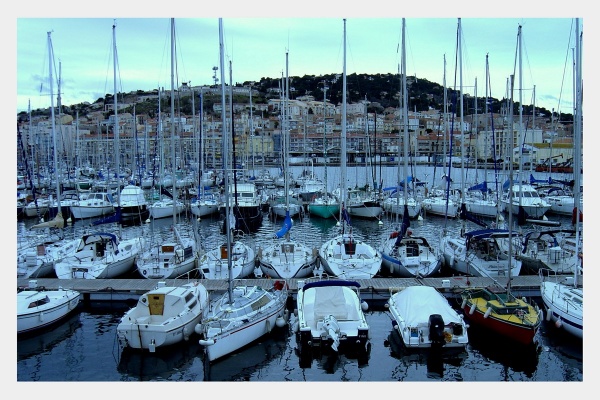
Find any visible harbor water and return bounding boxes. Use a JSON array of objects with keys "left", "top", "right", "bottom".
[{"left": 16, "top": 165, "right": 584, "bottom": 383}]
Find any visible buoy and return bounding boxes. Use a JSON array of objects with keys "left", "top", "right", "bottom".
[
  {"left": 461, "top": 299, "right": 467, "bottom": 309},
  {"left": 378, "top": 220, "right": 383, "bottom": 226},
  {"left": 361, "top": 301, "right": 369, "bottom": 312},
  {"left": 484, "top": 308, "right": 492, "bottom": 318},
  {"left": 469, "top": 303, "right": 476, "bottom": 315},
  {"left": 145, "top": 218, "right": 151, "bottom": 223},
  {"left": 265, "top": 320, "right": 271, "bottom": 333},
  {"left": 194, "top": 323, "right": 203, "bottom": 335},
  {"left": 546, "top": 309, "right": 553, "bottom": 321},
  {"left": 199, "top": 339, "right": 215, "bottom": 346},
  {"left": 276, "top": 316, "right": 286, "bottom": 328}
]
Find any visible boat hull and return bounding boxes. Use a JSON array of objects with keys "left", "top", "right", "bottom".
[{"left": 17, "top": 288, "right": 81, "bottom": 334}]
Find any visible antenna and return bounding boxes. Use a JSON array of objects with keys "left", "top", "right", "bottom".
[{"left": 212, "top": 66, "right": 218, "bottom": 85}]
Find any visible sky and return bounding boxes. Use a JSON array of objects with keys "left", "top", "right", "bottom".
[{"left": 14, "top": 3, "right": 587, "bottom": 115}]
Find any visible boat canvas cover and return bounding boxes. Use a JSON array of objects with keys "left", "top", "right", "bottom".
[{"left": 392, "top": 286, "right": 462, "bottom": 326}]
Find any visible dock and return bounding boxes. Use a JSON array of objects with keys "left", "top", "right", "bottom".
[{"left": 17, "top": 275, "right": 546, "bottom": 305}]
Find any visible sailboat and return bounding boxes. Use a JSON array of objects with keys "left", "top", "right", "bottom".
[
  {"left": 190, "top": 88, "right": 220, "bottom": 219},
  {"left": 538, "top": 19, "right": 583, "bottom": 340},
  {"left": 307, "top": 80, "right": 340, "bottom": 219},
  {"left": 54, "top": 22, "right": 145, "bottom": 280},
  {"left": 459, "top": 23, "right": 542, "bottom": 346},
  {"left": 318, "top": 19, "right": 382, "bottom": 280},
  {"left": 148, "top": 87, "right": 185, "bottom": 220},
  {"left": 257, "top": 50, "right": 318, "bottom": 280},
  {"left": 197, "top": 20, "right": 289, "bottom": 363},
  {"left": 16, "top": 32, "right": 80, "bottom": 279},
  {"left": 136, "top": 19, "right": 200, "bottom": 280},
  {"left": 439, "top": 19, "right": 523, "bottom": 279},
  {"left": 380, "top": 19, "right": 441, "bottom": 279},
  {"left": 269, "top": 70, "right": 304, "bottom": 221}
]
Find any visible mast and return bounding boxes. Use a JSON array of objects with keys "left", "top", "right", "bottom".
[
  {"left": 170, "top": 18, "right": 177, "bottom": 223},
  {"left": 112, "top": 21, "right": 121, "bottom": 215},
  {"left": 218, "top": 18, "right": 233, "bottom": 303},
  {"left": 573, "top": 18, "right": 582, "bottom": 287},
  {"left": 340, "top": 18, "right": 347, "bottom": 229},
  {"left": 48, "top": 31, "right": 62, "bottom": 223},
  {"left": 401, "top": 18, "right": 409, "bottom": 219}
]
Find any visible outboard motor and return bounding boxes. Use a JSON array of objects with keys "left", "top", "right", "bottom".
[{"left": 428, "top": 314, "right": 446, "bottom": 347}]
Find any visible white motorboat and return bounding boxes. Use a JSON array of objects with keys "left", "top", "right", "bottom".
[
  {"left": 116, "top": 281, "right": 210, "bottom": 352},
  {"left": 385, "top": 286, "right": 469, "bottom": 350},
  {"left": 500, "top": 183, "right": 551, "bottom": 219},
  {"left": 17, "top": 282, "right": 81, "bottom": 334},
  {"left": 69, "top": 192, "right": 116, "bottom": 220},
  {"left": 54, "top": 232, "right": 145, "bottom": 279},
  {"left": 294, "top": 279, "right": 370, "bottom": 365}
]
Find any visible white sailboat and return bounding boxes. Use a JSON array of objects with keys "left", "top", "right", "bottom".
[
  {"left": 257, "top": 50, "right": 318, "bottom": 280},
  {"left": 190, "top": 88, "right": 220, "bottom": 219},
  {"left": 54, "top": 22, "right": 145, "bottom": 280},
  {"left": 197, "top": 20, "right": 289, "bottom": 363},
  {"left": 17, "top": 31, "right": 79, "bottom": 279},
  {"left": 539, "top": 19, "right": 583, "bottom": 340},
  {"left": 137, "top": 19, "right": 199, "bottom": 280},
  {"left": 318, "top": 19, "right": 382, "bottom": 280},
  {"left": 380, "top": 19, "right": 442, "bottom": 279}
]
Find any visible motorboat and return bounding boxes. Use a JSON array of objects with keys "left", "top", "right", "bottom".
[
  {"left": 294, "top": 279, "right": 370, "bottom": 365},
  {"left": 116, "top": 281, "right": 210, "bottom": 352},
  {"left": 17, "top": 281, "right": 81, "bottom": 334},
  {"left": 385, "top": 286, "right": 469, "bottom": 350},
  {"left": 197, "top": 280, "right": 289, "bottom": 362},
  {"left": 118, "top": 185, "right": 150, "bottom": 226},
  {"left": 69, "top": 192, "right": 116, "bottom": 220},
  {"left": 54, "top": 232, "right": 145, "bottom": 279}
]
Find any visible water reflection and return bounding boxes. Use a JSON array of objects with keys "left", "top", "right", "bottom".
[
  {"left": 466, "top": 324, "right": 542, "bottom": 379},
  {"left": 384, "top": 329, "right": 468, "bottom": 381},
  {"left": 17, "top": 310, "right": 82, "bottom": 361},
  {"left": 204, "top": 326, "right": 290, "bottom": 381},
  {"left": 117, "top": 340, "right": 204, "bottom": 381}
]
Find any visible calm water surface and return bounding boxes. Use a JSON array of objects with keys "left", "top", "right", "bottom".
[{"left": 16, "top": 165, "right": 585, "bottom": 383}]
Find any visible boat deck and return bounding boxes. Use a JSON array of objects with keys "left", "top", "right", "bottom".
[{"left": 17, "top": 275, "right": 546, "bottom": 304}]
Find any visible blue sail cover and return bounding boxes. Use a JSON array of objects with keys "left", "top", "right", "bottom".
[
  {"left": 274, "top": 210, "right": 293, "bottom": 238},
  {"left": 342, "top": 206, "right": 351, "bottom": 225},
  {"left": 467, "top": 181, "right": 488, "bottom": 193},
  {"left": 459, "top": 203, "right": 488, "bottom": 228},
  {"left": 393, "top": 206, "right": 411, "bottom": 247},
  {"left": 92, "top": 207, "right": 121, "bottom": 226}
]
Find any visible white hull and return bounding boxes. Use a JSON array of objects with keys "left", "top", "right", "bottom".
[
  {"left": 258, "top": 240, "right": 318, "bottom": 279},
  {"left": 197, "top": 241, "right": 255, "bottom": 280},
  {"left": 539, "top": 276, "right": 583, "bottom": 339},
  {"left": 54, "top": 235, "right": 145, "bottom": 279},
  {"left": 17, "top": 288, "right": 81, "bottom": 334},
  {"left": 199, "top": 283, "right": 288, "bottom": 362},
  {"left": 440, "top": 232, "right": 522, "bottom": 278},
  {"left": 295, "top": 280, "right": 370, "bottom": 358},
  {"left": 319, "top": 233, "right": 382, "bottom": 279},
  {"left": 387, "top": 286, "right": 469, "bottom": 349},
  {"left": 17, "top": 238, "right": 80, "bottom": 279},
  {"left": 380, "top": 235, "right": 441, "bottom": 278},
  {"left": 117, "top": 282, "right": 210, "bottom": 351}
]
